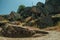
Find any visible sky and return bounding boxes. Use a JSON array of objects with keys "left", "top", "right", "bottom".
[{"left": 0, "top": 0, "right": 45, "bottom": 15}]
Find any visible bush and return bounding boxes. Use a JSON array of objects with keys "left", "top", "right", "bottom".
[{"left": 17, "top": 5, "right": 25, "bottom": 13}]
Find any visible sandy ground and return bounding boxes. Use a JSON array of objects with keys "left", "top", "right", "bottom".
[{"left": 0, "top": 31, "right": 60, "bottom": 40}]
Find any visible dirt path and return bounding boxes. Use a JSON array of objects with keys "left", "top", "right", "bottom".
[{"left": 0, "top": 31, "right": 60, "bottom": 40}]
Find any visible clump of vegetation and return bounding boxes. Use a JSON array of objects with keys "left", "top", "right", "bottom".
[{"left": 17, "top": 5, "right": 26, "bottom": 13}]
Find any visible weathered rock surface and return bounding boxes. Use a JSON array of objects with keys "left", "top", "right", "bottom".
[
  {"left": 0, "top": 31, "right": 59, "bottom": 40},
  {"left": 45, "top": 0, "right": 60, "bottom": 14},
  {"left": 1, "top": 0, "right": 60, "bottom": 29},
  {"left": 8, "top": 11, "right": 20, "bottom": 21},
  {"left": 36, "top": 2, "right": 44, "bottom": 7},
  {"left": 0, "top": 23, "right": 48, "bottom": 37},
  {"left": 1, "top": 25, "right": 35, "bottom": 37}
]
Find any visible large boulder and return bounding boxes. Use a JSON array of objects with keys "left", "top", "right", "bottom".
[
  {"left": 45, "top": 0, "right": 60, "bottom": 5},
  {"left": 31, "top": 2, "right": 44, "bottom": 14},
  {"left": 1, "top": 23, "right": 49, "bottom": 37},
  {"left": 8, "top": 11, "right": 20, "bottom": 21},
  {"left": 19, "top": 7, "right": 32, "bottom": 21},
  {"left": 20, "top": 7, "right": 31, "bottom": 16},
  {"left": 1, "top": 25, "right": 36, "bottom": 37},
  {"left": 31, "top": 6, "right": 42, "bottom": 14},
  {"left": 44, "top": 4, "right": 54, "bottom": 14},
  {"left": 45, "top": 0, "right": 60, "bottom": 15},
  {"left": 36, "top": 2, "right": 44, "bottom": 7},
  {"left": 39, "top": 16, "right": 53, "bottom": 28}
]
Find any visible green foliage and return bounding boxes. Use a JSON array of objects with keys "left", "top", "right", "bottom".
[{"left": 17, "top": 5, "right": 26, "bottom": 13}]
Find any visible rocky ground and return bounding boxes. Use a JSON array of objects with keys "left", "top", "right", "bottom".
[
  {"left": 0, "top": 21, "right": 60, "bottom": 40},
  {"left": 0, "top": 31, "right": 60, "bottom": 40}
]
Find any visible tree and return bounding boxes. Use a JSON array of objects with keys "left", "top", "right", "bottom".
[{"left": 17, "top": 5, "right": 25, "bottom": 13}]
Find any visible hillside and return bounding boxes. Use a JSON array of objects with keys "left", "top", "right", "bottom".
[{"left": 0, "top": 0, "right": 60, "bottom": 39}]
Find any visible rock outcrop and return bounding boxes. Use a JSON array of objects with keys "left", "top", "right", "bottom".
[
  {"left": 0, "top": 0, "right": 60, "bottom": 38},
  {"left": 36, "top": 2, "right": 44, "bottom": 7},
  {"left": 1, "top": 24, "right": 48, "bottom": 37},
  {"left": 1, "top": 25, "right": 35, "bottom": 37},
  {"left": 45, "top": 0, "right": 60, "bottom": 15},
  {"left": 8, "top": 11, "right": 20, "bottom": 21},
  {"left": 1, "top": 0, "right": 60, "bottom": 29},
  {"left": 24, "top": 2, "right": 53, "bottom": 28}
]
